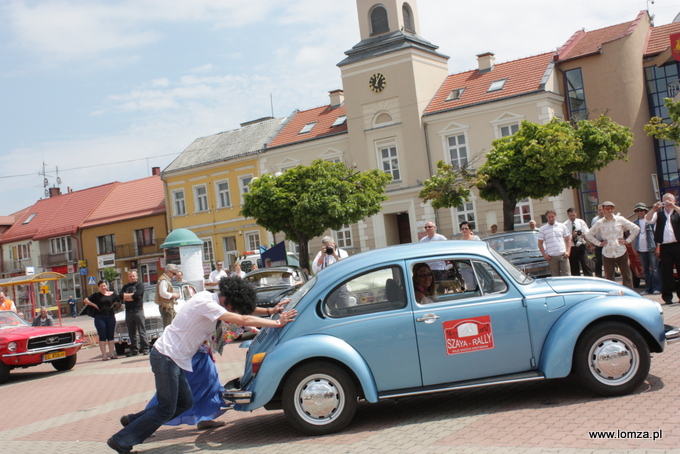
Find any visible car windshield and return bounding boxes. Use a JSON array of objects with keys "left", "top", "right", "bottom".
[
  {"left": 246, "top": 271, "right": 299, "bottom": 288},
  {"left": 0, "top": 311, "right": 30, "bottom": 328},
  {"left": 488, "top": 247, "right": 533, "bottom": 284},
  {"left": 277, "top": 276, "right": 316, "bottom": 313},
  {"left": 485, "top": 232, "right": 539, "bottom": 255},
  {"left": 143, "top": 284, "right": 186, "bottom": 303}
]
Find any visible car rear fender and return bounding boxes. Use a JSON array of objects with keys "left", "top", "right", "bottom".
[
  {"left": 239, "top": 334, "right": 378, "bottom": 410},
  {"left": 538, "top": 296, "right": 665, "bottom": 378}
]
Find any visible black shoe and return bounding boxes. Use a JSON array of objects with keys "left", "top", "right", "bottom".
[
  {"left": 107, "top": 437, "right": 134, "bottom": 453},
  {"left": 664, "top": 300, "right": 674, "bottom": 305},
  {"left": 141, "top": 350, "right": 150, "bottom": 355},
  {"left": 120, "top": 414, "right": 130, "bottom": 427},
  {"left": 125, "top": 352, "right": 139, "bottom": 357}
]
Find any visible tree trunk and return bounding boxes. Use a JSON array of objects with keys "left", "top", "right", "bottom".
[
  {"left": 297, "top": 233, "right": 311, "bottom": 273},
  {"left": 502, "top": 196, "right": 518, "bottom": 232}
]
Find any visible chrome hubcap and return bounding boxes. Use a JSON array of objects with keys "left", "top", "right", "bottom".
[
  {"left": 295, "top": 373, "right": 344, "bottom": 425},
  {"left": 588, "top": 334, "right": 639, "bottom": 385}
]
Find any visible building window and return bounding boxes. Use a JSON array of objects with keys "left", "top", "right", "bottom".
[
  {"left": 245, "top": 231, "right": 260, "bottom": 251},
  {"left": 202, "top": 238, "right": 215, "bottom": 263},
  {"left": 50, "top": 236, "right": 72, "bottom": 255},
  {"left": 23, "top": 213, "right": 37, "bottom": 225},
  {"left": 578, "top": 172, "right": 599, "bottom": 224},
  {"left": 98, "top": 234, "right": 116, "bottom": 254},
  {"left": 500, "top": 123, "right": 519, "bottom": 137},
  {"left": 455, "top": 201, "right": 476, "bottom": 233},
  {"left": 447, "top": 133, "right": 468, "bottom": 169},
  {"left": 172, "top": 189, "right": 186, "bottom": 216},
  {"left": 378, "top": 144, "right": 400, "bottom": 181},
  {"left": 239, "top": 175, "right": 253, "bottom": 203},
  {"left": 135, "top": 228, "right": 154, "bottom": 247},
  {"left": 194, "top": 185, "right": 208, "bottom": 212},
  {"left": 12, "top": 244, "right": 31, "bottom": 260},
  {"left": 402, "top": 3, "right": 414, "bottom": 33},
  {"left": 370, "top": 5, "right": 389, "bottom": 35},
  {"left": 446, "top": 88, "right": 465, "bottom": 101},
  {"left": 513, "top": 199, "right": 532, "bottom": 225},
  {"left": 331, "top": 115, "right": 347, "bottom": 127},
  {"left": 215, "top": 180, "right": 231, "bottom": 208},
  {"left": 488, "top": 79, "right": 507, "bottom": 92},
  {"left": 565, "top": 68, "right": 588, "bottom": 122},
  {"left": 299, "top": 122, "right": 317, "bottom": 134},
  {"left": 335, "top": 225, "right": 353, "bottom": 249}
]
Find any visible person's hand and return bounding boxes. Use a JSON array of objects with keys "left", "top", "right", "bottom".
[
  {"left": 617, "top": 238, "right": 626, "bottom": 245},
  {"left": 564, "top": 251, "right": 570, "bottom": 258},
  {"left": 542, "top": 252, "right": 551, "bottom": 261},
  {"left": 601, "top": 239, "right": 608, "bottom": 247},
  {"left": 278, "top": 309, "right": 297, "bottom": 326},
  {"left": 653, "top": 201, "right": 663, "bottom": 210},
  {"left": 272, "top": 299, "right": 289, "bottom": 314}
]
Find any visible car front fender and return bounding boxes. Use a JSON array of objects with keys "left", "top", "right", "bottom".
[
  {"left": 538, "top": 296, "right": 665, "bottom": 379},
  {"left": 238, "top": 334, "right": 378, "bottom": 411}
]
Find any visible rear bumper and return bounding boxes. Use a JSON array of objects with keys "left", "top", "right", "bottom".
[
  {"left": 222, "top": 377, "right": 253, "bottom": 405},
  {"left": 665, "top": 324, "right": 680, "bottom": 343}
]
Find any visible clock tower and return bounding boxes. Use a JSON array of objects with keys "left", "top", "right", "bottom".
[{"left": 338, "top": 1, "right": 449, "bottom": 247}]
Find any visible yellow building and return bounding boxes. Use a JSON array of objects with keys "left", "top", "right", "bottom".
[{"left": 161, "top": 117, "right": 287, "bottom": 270}]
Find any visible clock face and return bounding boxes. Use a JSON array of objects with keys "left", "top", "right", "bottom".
[{"left": 369, "top": 73, "right": 386, "bottom": 93}]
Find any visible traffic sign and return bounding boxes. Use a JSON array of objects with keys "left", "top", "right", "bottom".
[{"left": 87, "top": 276, "right": 96, "bottom": 285}]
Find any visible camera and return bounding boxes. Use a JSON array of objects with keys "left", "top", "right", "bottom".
[
  {"left": 325, "top": 246, "right": 335, "bottom": 255},
  {"left": 576, "top": 230, "right": 582, "bottom": 236},
  {"left": 660, "top": 201, "right": 666, "bottom": 207}
]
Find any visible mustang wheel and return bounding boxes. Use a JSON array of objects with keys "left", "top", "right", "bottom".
[
  {"left": 52, "top": 354, "right": 77, "bottom": 371},
  {"left": 282, "top": 362, "right": 357, "bottom": 435},
  {"left": 0, "top": 362, "right": 10, "bottom": 384},
  {"left": 574, "top": 322, "right": 650, "bottom": 397}
]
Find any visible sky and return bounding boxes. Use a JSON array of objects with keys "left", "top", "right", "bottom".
[{"left": 1, "top": 0, "right": 680, "bottom": 215}]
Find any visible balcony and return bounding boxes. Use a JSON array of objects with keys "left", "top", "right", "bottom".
[
  {"left": 41, "top": 251, "right": 74, "bottom": 266},
  {"left": 115, "top": 238, "right": 165, "bottom": 259},
  {"left": 1, "top": 259, "right": 32, "bottom": 274}
]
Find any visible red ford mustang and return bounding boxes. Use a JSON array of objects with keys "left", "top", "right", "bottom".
[{"left": 0, "top": 310, "right": 85, "bottom": 384}]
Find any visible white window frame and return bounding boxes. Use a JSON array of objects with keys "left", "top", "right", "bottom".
[
  {"left": 500, "top": 123, "right": 520, "bottom": 137},
  {"left": 331, "top": 115, "right": 347, "bottom": 127},
  {"left": 488, "top": 78, "right": 507, "bottom": 92},
  {"left": 299, "top": 122, "right": 317, "bottom": 134},
  {"left": 277, "top": 157, "right": 300, "bottom": 174},
  {"left": 245, "top": 231, "right": 261, "bottom": 252},
  {"left": 491, "top": 112, "right": 524, "bottom": 139},
  {"left": 239, "top": 175, "right": 253, "bottom": 204},
  {"left": 334, "top": 224, "right": 353, "bottom": 249},
  {"left": 172, "top": 189, "right": 186, "bottom": 216},
  {"left": 514, "top": 198, "right": 532, "bottom": 226},
  {"left": 319, "top": 148, "right": 344, "bottom": 163},
  {"left": 454, "top": 201, "right": 476, "bottom": 234},
  {"left": 215, "top": 180, "right": 231, "bottom": 209},
  {"left": 202, "top": 238, "right": 215, "bottom": 263},
  {"left": 193, "top": 184, "right": 209, "bottom": 213},
  {"left": 446, "top": 132, "right": 468, "bottom": 170},
  {"left": 376, "top": 138, "right": 400, "bottom": 182},
  {"left": 50, "top": 236, "right": 72, "bottom": 255}
]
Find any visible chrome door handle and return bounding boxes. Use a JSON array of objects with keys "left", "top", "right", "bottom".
[{"left": 416, "top": 313, "right": 440, "bottom": 323}]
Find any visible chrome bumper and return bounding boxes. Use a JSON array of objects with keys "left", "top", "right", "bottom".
[
  {"left": 2, "top": 341, "right": 83, "bottom": 357},
  {"left": 222, "top": 377, "right": 252, "bottom": 405},
  {"left": 665, "top": 324, "right": 680, "bottom": 343}
]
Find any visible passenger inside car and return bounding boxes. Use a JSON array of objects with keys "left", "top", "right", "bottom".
[{"left": 412, "top": 263, "right": 437, "bottom": 304}]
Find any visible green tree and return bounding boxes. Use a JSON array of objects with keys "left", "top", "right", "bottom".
[
  {"left": 645, "top": 97, "right": 680, "bottom": 143},
  {"left": 241, "top": 159, "right": 392, "bottom": 270},
  {"left": 103, "top": 267, "right": 120, "bottom": 287},
  {"left": 420, "top": 116, "right": 632, "bottom": 231}
]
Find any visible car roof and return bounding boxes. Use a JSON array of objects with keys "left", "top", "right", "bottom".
[
  {"left": 246, "top": 266, "right": 302, "bottom": 276},
  {"left": 482, "top": 231, "right": 538, "bottom": 240}
]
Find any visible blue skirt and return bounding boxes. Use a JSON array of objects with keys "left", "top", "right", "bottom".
[{"left": 146, "top": 350, "right": 226, "bottom": 426}]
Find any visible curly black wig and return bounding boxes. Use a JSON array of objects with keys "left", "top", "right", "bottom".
[{"left": 218, "top": 276, "right": 257, "bottom": 315}]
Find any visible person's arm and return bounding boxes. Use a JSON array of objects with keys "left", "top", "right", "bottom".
[
  {"left": 646, "top": 204, "right": 660, "bottom": 222},
  {"left": 157, "top": 280, "right": 178, "bottom": 299},
  {"left": 312, "top": 251, "right": 324, "bottom": 274},
  {"left": 585, "top": 223, "right": 601, "bottom": 247},
  {"left": 563, "top": 228, "right": 572, "bottom": 258},
  {"left": 622, "top": 218, "right": 640, "bottom": 244},
  {"left": 218, "top": 308, "right": 297, "bottom": 328},
  {"left": 538, "top": 239, "right": 551, "bottom": 261},
  {"left": 83, "top": 295, "right": 99, "bottom": 309}
]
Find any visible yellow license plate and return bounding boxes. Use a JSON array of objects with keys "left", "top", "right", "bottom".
[{"left": 44, "top": 351, "right": 66, "bottom": 361}]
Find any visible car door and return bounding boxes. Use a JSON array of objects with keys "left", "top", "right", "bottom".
[{"left": 411, "top": 256, "right": 533, "bottom": 387}]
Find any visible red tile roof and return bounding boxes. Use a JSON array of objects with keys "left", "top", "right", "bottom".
[
  {"left": 645, "top": 21, "right": 680, "bottom": 57},
  {"left": 267, "top": 104, "right": 347, "bottom": 149},
  {"left": 424, "top": 52, "right": 555, "bottom": 115},
  {"left": 556, "top": 12, "right": 646, "bottom": 62},
  {"left": 0, "top": 183, "right": 116, "bottom": 243},
  {"left": 81, "top": 176, "right": 166, "bottom": 228}
]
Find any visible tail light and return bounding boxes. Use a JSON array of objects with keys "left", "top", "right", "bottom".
[{"left": 251, "top": 352, "right": 266, "bottom": 375}]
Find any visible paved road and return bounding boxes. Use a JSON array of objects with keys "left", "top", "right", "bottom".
[{"left": 2, "top": 295, "right": 680, "bottom": 454}]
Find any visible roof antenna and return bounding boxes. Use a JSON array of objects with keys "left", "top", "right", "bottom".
[{"left": 270, "top": 93, "right": 274, "bottom": 118}]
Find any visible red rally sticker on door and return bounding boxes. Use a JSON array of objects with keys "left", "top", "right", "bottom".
[{"left": 443, "top": 315, "right": 494, "bottom": 355}]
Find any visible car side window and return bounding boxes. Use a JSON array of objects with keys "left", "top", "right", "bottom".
[
  {"left": 472, "top": 260, "right": 508, "bottom": 295},
  {"left": 324, "top": 266, "right": 406, "bottom": 317}
]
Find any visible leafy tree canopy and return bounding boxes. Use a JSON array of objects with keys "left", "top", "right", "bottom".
[
  {"left": 241, "top": 159, "right": 392, "bottom": 268},
  {"left": 645, "top": 97, "right": 680, "bottom": 144}
]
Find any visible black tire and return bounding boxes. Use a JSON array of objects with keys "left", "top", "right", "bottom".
[
  {"left": 52, "top": 354, "right": 77, "bottom": 371},
  {"left": 282, "top": 362, "right": 357, "bottom": 436},
  {"left": 115, "top": 343, "right": 127, "bottom": 356},
  {"left": 0, "top": 362, "right": 10, "bottom": 384},
  {"left": 573, "top": 322, "right": 650, "bottom": 397}
]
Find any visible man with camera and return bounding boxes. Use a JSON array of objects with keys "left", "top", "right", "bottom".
[
  {"left": 563, "top": 208, "right": 592, "bottom": 276},
  {"left": 646, "top": 193, "right": 680, "bottom": 304},
  {"left": 312, "top": 236, "right": 348, "bottom": 274}
]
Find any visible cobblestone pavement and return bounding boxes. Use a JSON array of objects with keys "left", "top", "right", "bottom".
[{"left": 1, "top": 294, "right": 679, "bottom": 454}]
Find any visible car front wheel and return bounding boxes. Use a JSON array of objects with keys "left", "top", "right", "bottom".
[
  {"left": 574, "top": 321, "right": 650, "bottom": 397},
  {"left": 282, "top": 362, "right": 357, "bottom": 435},
  {"left": 52, "top": 354, "right": 77, "bottom": 371},
  {"left": 0, "top": 362, "right": 10, "bottom": 384}
]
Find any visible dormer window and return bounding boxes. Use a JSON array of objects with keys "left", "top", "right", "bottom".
[
  {"left": 446, "top": 88, "right": 465, "bottom": 101},
  {"left": 22, "top": 213, "right": 37, "bottom": 225},
  {"left": 331, "top": 115, "right": 347, "bottom": 127},
  {"left": 299, "top": 122, "right": 317, "bottom": 134},
  {"left": 488, "top": 79, "right": 507, "bottom": 92}
]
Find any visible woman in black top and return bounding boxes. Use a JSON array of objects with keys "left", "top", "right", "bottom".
[{"left": 84, "top": 280, "right": 122, "bottom": 360}]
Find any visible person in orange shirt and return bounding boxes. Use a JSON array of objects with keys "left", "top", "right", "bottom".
[{"left": 0, "top": 292, "right": 17, "bottom": 312}]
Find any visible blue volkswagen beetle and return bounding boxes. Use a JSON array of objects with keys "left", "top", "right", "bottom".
[{"left": 224, "top": 241, "right": 672, "bottom": 435}]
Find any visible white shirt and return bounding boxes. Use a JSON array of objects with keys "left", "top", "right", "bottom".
[
  {"left": 158, "top": 276, "right": 174, "bottom": 299},
  {"left": 586, "top": 215, "right": 640, "bottom": 259},
  {"left": 231, "top": 271, "right": 246, "bottom": 279},
  {"left": 420, "top": 233, "right": 448, "bottom": 270},
  {"left": 563, "top": 218, "right": 590, "bottom": 247},
  {"left": 636, "top": 218, "right": 649, "bottom": 251},
  {"left": 154, "top": 291, "right": 227, "bottom": 372},
  {"left": 647, "top": 210, "right": 678, "bottom": 244},
  {"left": 209, "top": 269, "right": 228, "bottom": 283},
  {"left": 312, "top": 247, "right": 348, "bottom": 274},
  {"left": 538, "top": 222, "right": 570, "bottom": 256}
]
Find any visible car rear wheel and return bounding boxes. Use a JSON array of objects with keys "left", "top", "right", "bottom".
[
  {"left": 0, "top": 362, "right": 10, "bottom": 384},
  {"left": 574, "top": 322, "right": 650, "bottom": 397},
  {"left": 282, "top": 362, "right": 357, "bottom": 435},
  {"left": 52, "top": 354, "right": 77, "bottom": 371}
]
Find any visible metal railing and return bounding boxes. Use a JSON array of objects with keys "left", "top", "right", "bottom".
[{"left": 115, "top": 238, "right": 165, "bottom": 259}]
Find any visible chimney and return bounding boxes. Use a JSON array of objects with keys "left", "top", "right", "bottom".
[
  {"left": 48, "top": 187, "right": 61, "bottom": 197},
  {"left": 476, "top": 52, "right": 495, "bottom": 73},
  {"left": 329, "top": 89, "right": 344, "bottom": 108},
  {"left": 152, "top": 167, "right": 161, "bottom": 176}
]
